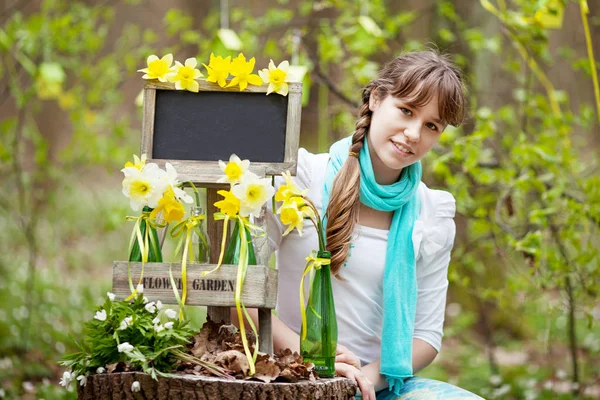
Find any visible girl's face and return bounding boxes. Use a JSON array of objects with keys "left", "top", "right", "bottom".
[{"left": 366, "top": 90, "right": 446, "bottom": 185}]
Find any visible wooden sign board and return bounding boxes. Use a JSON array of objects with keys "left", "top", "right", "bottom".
[
  {"left": 113, "top": 262, "right": 278, "bottom": 309},
  {"left": 141, "top": 80, "right": 302, "bottom": 186}
]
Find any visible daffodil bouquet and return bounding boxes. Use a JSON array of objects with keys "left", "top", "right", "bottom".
[
  {"left": 203, "top": 154, "right": 275, "bottom": 376},
  {"left": 275, "top": 172, "right": 338, "bottom": 378},
  {"left": 121, "top": 154, "right": 208, "bottom": 314}
]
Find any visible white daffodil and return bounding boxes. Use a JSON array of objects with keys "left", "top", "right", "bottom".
[
  {"left": 136, "top": 284, "right": 144, "bottom": 294},
  {"left": 131, "top": 381, "right": 141, "bottom": 392},
  {"left": 145, "top": 302, "right": 156, "bottom": 314},
  {"left": 218, "top": 154, "right": 250, "bottom": 185},
  {"left": 77, "top": 375, "right": 87, "bottom": 387},
  {"left": 163, "top": 162, "right": 193, "bottom": 204},
  {"left": 164, "top": 321, "right": 174, "bottom": 329},
  {"left": 258, "top": 59, "right": 291, "bottom": 96},
  {"left": 118, "top": 316, "right": 133, "bottom": 330},
  {"left": 59, "top": 371, "right": 72, "bottom": 387},
  {"left": 165, "top": 309, "right": 177, "bottom": 319},
  {"left": 107, "top": 292, "right": 115, "bottom": 301},
  {"left": 232, "top": 172, "right": 275, "bottom": 217},
  {"left": 154, "top": 324, "right": 165, "bottom": 333},
  {"left": 96, "top": 367, "right": 106, "bottom": 374},
  {"left": 117, "top": 342, "right": 134, "bottom": 353},
  {"left": 156, "top": 300, "right": 163, "bottom": 310},
  {"left": 94, "top": 309, "right": 107, "bottom": 321},
  {"left": 121, "top": 163, "right": 168, "bottom": 211}
]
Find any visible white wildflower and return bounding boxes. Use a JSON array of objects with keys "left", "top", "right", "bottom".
[
  {"left": 152, "top": 317, "right": 161, "bottom": 325},
  {"left": 117, "top": 342, "right": 134, "bottom": 353},
  {"left": 131, "top": 381, "right": 141, "bottom": 392},
  {"left": 165, "top": 309, "right": 177, "bottom": 319},
  {"left": 118, "top": 316, "right": 133, "bottom": 330},
  {"left": 22, "top": 381, "right": 34, "bottom": 392},
  {"left": 77, "top": 375, "right": 87, "bottom": 387},
  {"left": 94, "top": 309, "right": 107, "bottom": 321},
  {"left": 154, "top": 324, "right": 165, "bottom": 333},
  {"left": 59, "top": 371, "right": 72, "bottom": 387},
  {"left": 156, "top": 300, "right": 163, "bottom": 310},
  {"left": 164, "top": 321, "right": 174, "bottom": 329},
  {"left": 107, "top": 292, "right": 115, "bottom": 301},
  {"left": 489, "top": 375, "right": 502, "bottom": 386},
  {"left": 96, "top": 367, "right": 106, "bottom": 374},
  {"left": 136, "top": 284, "right": 144, "bottom": 294},
  {"left": 145, "top": 302, "right": 156, "bottom": 314}
]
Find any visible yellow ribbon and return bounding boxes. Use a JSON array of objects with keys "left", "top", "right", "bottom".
[
  {"left": 299, "top": 251, "right": 331, "bottom": 340},
  {"left": 124, "top": 212, "right": 165, "bottom": 301},
  {"left": 204, "top": 214, "right": 264, "bottom": 375},
  {"left": 170, "top": 214, "right": 206, "bottom": 321},
  {"left": 580, "top": 0, "right": 600, "bottom": 123}
]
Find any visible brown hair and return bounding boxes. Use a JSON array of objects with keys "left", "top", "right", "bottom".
[{"left": 325, "top": 50, "right": 467, "bottom": 278}]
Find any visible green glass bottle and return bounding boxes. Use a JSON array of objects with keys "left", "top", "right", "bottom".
[
  {"left": 223, "top": 219, "right": 257, "bottom": 265},
  {"left": 129, "top": 206, "right": 163, "bottom": 262},
  {"left": 300, "top": 250, "right": 337, "bottom": 378}
]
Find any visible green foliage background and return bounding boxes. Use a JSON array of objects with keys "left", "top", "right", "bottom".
[{"left": 0, "top": 0, "right": 599, "bottom": 398}]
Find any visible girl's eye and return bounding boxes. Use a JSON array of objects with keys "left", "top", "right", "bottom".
[
  {"left": 426, "top": 123, "right": 438, "bottom": 131},
  {"left": 400, "top": 107, "right": 412, "bottom": 116}
]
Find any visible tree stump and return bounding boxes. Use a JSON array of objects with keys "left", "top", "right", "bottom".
[{"left": 78, "top": 372, "right": 358, "bottom": 400}]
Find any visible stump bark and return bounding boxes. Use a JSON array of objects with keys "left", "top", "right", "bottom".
[{"left": 78, "top": 372, "right": 358, "bottom": 400}]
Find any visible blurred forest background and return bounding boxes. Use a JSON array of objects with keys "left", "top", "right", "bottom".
[{"left": 1, "top": 0, "right": 600, "bottom": 398}]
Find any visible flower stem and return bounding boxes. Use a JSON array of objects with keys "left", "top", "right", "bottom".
[
  {"left": 180, "top": 181, "right": 201, "bottom": 207},
  {"left": 303, "top": 196, "right": 326, "bottom": 251}
]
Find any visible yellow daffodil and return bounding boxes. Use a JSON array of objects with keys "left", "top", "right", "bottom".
[
  {"left": 232, "top": 172, "right": 275, "bottom": 217},
  {"left": 121, "top": 163, "right": 168, "bottom": 211},
  {"left": 214, "top": 190, "right": 241, "bottom": 217},
  {"left": 150, "top": 186, "right": 185, "bottom": 223},
  {"left": 226, "top": 53, "right": 263, "bottom": 91},
  {"left": 124, "top": 154, "right": 147, "bottom": 170},
  {"left": 278, "top": 201, "right": 305, "bottom": 236},
  {"left": 275, "top": 171, "right": 307, "bottom": 203},
  {"left": 169, "top": 58, "right": 203, "bottom": 93},
  {"left": 203, "top": 53, "right": 231, "bottom": 88},
  {"left": 138, "top": 54, "right": 175, "bottom": 82},
  {"left": 218, "top": 154, "right": 250, "bottom": 185},
  {"left": 258, "top": 60, "right": 291, "bottom": 96}
]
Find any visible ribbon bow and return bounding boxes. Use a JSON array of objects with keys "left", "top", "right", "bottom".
[{"left": 299, "top": 250, "right": 331, "bottom": 340}]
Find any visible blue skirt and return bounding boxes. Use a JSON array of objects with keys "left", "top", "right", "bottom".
[{"left": 374, "top": 377, "right": 485, "bottom": 399}]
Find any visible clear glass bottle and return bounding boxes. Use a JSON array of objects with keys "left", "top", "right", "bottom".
[
  {"left": 191, "top": 206, "right": 210, "bottom": 264},
  {"left": 300, "top": 250, "right": 338, "bottom": 378}
]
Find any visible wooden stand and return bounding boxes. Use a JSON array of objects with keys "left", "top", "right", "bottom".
[{"left": 78, "top": 372, "right": 357, "bottom": 399}]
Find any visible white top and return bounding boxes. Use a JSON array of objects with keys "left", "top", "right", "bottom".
[{"left": 267, "top": 148, "right": 456, "bottom": 366}]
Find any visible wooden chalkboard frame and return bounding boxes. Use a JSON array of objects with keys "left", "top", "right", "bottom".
[{"left": 140, "top": 80, "right": 302, "bottom": 186}]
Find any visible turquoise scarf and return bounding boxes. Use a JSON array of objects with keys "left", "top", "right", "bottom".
[{"left": 322, "top": 136, "right": 422, "bottom": 396}]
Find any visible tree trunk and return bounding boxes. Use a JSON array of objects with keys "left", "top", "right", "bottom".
[{"left": 78, "top": 372, "right": 357, "bottom": 400}]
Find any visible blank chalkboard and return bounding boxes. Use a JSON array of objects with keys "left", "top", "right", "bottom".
[
  {"left": 153, "top": 90, "right": 287, "bottom": 163},
  {"left": 140, "top": 80, "right": 302, "bottom": 184}
]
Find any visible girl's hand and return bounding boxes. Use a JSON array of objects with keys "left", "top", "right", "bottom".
[
  {"left": 335, "top": 362, "right": 376, "bottom": 400},
  {"left": 336, "top": 344, "right": 362, "bottom": 370}
]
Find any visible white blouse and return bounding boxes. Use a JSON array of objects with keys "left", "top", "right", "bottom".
[{"left": 266, "top": 148, "right": 456, "bottom": 366}]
